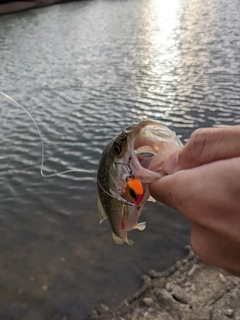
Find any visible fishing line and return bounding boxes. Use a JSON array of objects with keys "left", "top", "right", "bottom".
[
  {"left": 0, "top": 92, "right": 145, "bottom": 206},
  {"left": 0, "top": 91, "right": 136, "bottom": 202},
  {"left": 97, "top": 179, "right": 137, "bottom": 208},
  {"left": 0, "top": 92, "right": 96, "bottom": 177}
]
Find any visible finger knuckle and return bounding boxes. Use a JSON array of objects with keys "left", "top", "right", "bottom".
[{"left": 187, "top": 128, "right": 212, "bottom": 161}]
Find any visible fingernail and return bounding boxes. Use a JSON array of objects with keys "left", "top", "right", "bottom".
[{"left": 163, "top": 151, "right": 179, "bottom": 174}]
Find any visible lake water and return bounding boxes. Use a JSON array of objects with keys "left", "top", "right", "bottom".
[{"left": 0, "top": 0, "right": 240, "bottom": 319}]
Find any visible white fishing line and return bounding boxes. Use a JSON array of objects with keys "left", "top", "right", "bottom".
[
  {"left": 0, "top": 92, "right": 138, "bottom": 204},
  {"left": 0, "top": 92, "right": 96, "bottom": 177},
  {"left": 97, "top": 179, "right": 138, "bottom": 208}
]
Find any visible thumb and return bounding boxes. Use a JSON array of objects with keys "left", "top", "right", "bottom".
[
  {"left": 162, "top": 150, "right": 180, "bottom": 174},
  {"left": 163, "top": 126, "right": 240, "bottom": 174}
]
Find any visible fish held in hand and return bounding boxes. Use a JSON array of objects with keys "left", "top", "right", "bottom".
[{"left": 97, "top": 120, "right": 182, "bottom": 245}]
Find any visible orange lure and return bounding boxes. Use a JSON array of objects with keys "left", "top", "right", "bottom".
[
  {"left": 121, "top": 179, "right": 145, "bottom": 229},
  {"left": 121, "top": 179, "right": 144, "bottom": 206}
]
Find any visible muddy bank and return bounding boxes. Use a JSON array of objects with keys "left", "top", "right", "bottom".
[
  {"left": 86, "top": 246, "right": 240, "bottom": 320},
  {"left": 0, "top": 0, "right": 75, "bottom": 14}
]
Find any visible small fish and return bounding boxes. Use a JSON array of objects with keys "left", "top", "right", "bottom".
[{"left": 97, "top": 120, "right": 182, "bottom": 245}]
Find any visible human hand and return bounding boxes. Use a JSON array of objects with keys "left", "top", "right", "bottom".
[{"left": 150, "top": 126, "right": 240, "bottom": 276}]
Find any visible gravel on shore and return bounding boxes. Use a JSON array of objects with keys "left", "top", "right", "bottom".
[{"left": 86, "top": 246, "right": 240, "bottom": 320}]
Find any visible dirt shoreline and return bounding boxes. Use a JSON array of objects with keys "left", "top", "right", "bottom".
[
  {"left": 86, "top": 246, "right": 240, "bottom": 320},
  {"left": 0, "top": 0, "right": 74, "bottom": 14}
]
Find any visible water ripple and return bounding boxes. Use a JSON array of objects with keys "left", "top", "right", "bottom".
[{"left": 0, "top": 0, "right": 240, "bottom": 319}]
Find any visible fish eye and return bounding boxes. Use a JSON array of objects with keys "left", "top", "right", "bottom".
[
  {"left": 129, "top": 188, "right": 137, "bottom": 200},
  {"left": 112, "top": 141, "right": 122, "bottom": 155}
]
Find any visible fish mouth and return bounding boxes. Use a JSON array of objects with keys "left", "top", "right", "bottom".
[
  {"left": 126, "top": 120, "right": 182, "bottom": 180},
  {"left": 134, "top": 138, "right": 161, "bottom": 172},
  {"left": 136, "top": 151, "right": 155, "bottom": 169}
]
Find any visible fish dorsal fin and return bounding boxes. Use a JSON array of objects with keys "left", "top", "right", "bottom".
[
  {"left": 98, "top": 197, "right": 107, "bottom": 225},
  {"left": 112, "top": 232, "right": 124, "bottom": 245},
  {"left": 147, "top": 195, "right": 156, "bottom": 202}
]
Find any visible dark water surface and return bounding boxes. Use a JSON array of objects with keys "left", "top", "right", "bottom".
[{"left": 0, "top": 0, "right": 240, "bottom": 319}]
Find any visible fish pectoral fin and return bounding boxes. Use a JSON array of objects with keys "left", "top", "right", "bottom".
[
  {"left": 98, "top": 197, "right": 107, "bottom": 225},
  {"left": 136, "top": 222, "right": 146, "bottom": 231},
  {"left": 112, "top": 232, "right": 125, "bottom": 245},
  {"left": 147, "top": 195, "right": 156, "bottom": 202}
]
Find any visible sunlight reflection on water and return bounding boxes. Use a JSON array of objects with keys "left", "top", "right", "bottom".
[{"left": 0, "top": 0, "right": 240, "bottom": 319}]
